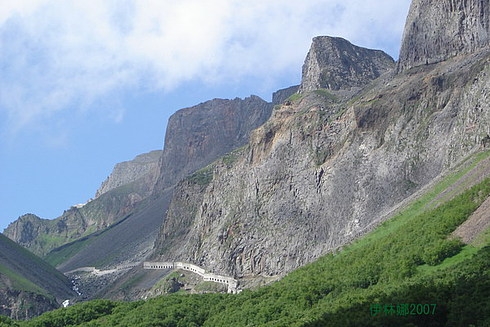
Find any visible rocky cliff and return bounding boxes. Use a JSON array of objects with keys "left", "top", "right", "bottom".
[
  {"left": 2, "top": 95, "right": 274, "bottom": 278},
  {"left": 153, "top": 2, "right": 490, "bottom": 282},
  {"left": 95, "top": 150, "right": 162, "bottom": 198},
  {"left": 36, "top": 95, "right": 275, "bottom": 299},
  {"left": 156, "top": 96, "right": 273, "bottom": 190},
  {"left": 3, "top": 93, "right": 273, "bottom": 292},
  {"left": 298, "top": 36, "right": 395, "bottom": 93},
  {"left": 5, "top": 0, "right": 490, "bottom": 303},
  {"left": 398, "top": 0, "right": 490, "bottom": 72}
]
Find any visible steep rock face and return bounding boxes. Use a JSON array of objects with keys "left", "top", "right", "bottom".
[
  {"left": 95, "top": 150, "right": 162, "bottom": 197},
  {"left": 56, "top": 96, "right": 275, "bottom": 296},
  {"left": 398, "top": 0, "right": 490, "bottom": 72},
  {"left": 298, "top": 36, "right": 395, "bottom": 93},
  {"left": 156, "top": 95, "right": 273, "bottom": 190},
  {"left": 46, "top": 97, "right": 273, "bottom": 272},
  {"left": 154, "top": 40, "right": 490, "bottom": 281}
]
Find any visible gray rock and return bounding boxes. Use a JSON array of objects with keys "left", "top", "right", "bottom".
[
  {"left": 272, "top": 85, "right": 300, "bottom": 105},
  {"left": 397, "top": 0, "right": 490, "bottom": 72},
  {"left": 156, "top": 95, "right": 273, "bottom": 190},
  {"left": 95, "top": 150, "right": 162, "bottom": 197},
  {"left": 8, "top": 0, "right": 490, "bottom": 299},
  {"left": 154, "top": 40, "right": 490, "bottom": 281},
  {"left": 298, "top": 36, "right": 395, "bottom": 93}
]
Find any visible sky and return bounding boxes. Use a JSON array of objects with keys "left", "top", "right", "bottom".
[{"left": 0, "top": 0, "right": 412, "bottom": 231}]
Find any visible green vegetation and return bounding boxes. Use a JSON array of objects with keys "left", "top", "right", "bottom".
[
  {"left": 22, "top": 300, "right": 118, "bottom": 327},
  {"left": 0, "top": 234, "right": 67, "bottom": 297},
  {"left": 222, "top": 152, "right": 239, "bottom": 168},
  {"left": 0, "top": 265, "right": 46, "bottom": 295},
  {"left": 44, "top": 238, "right": 91, "bottom": 267},
  {"left": 222, "top": 146, "right": 246, "bottom": 168},
  {"left": 188, "top": 165, "right": 214, "bottom": 186},
  {"left": 287, "top": 92, "right": 303, "bottom": 103},
  {"left": 194, "top": 281, "right": 227, "bottom": 293},
  {"left": 149, "top": 272, "right": 186, "bottom": 295},
  {"left": 313, "top": 88, "right": 338, "bottom": 102},
  {"left": 472, "top": 224, "right": 490, "bottom": 247},
  {"left": 5, "top": 157, "right": 490, "bottom": 326}
]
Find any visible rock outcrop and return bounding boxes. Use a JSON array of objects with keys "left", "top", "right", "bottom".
[
  {"left": 95, "top": 150, "right": 162, "bottom": 198},
  {"left": 397, "top": 0, "right": 490, "bottom": 72},
  {"left": 6, "top": 0, "right": 490, "bottom": 302},
  {"left": 298, "top": 36, "right": 395, "bottom": 93},
  {"left": 5, "top": 95, "right": 273, "bottom": 274},
  {"left": 156, "top": 95, "right": 273, "bottom": 190}
]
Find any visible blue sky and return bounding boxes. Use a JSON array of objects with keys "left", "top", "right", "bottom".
[{"left": 0, "top": 0, "right": 412, "bottom": 231}]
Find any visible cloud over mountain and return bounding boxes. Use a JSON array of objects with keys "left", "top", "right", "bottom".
[{"left": 0, "top": 0, "right": 410, "bottom": 133}]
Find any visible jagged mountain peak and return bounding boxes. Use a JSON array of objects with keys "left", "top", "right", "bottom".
[
  {"left": 298, "top": 36, "right": 395, "bottom": 93},
  {"left": 95, "top": 150, "right": 162, "bottom": 198},
  {"left": 397, "top": 0, "right": 490, "bottom": 72}
]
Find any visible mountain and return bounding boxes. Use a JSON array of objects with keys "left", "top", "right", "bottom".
[
  {"left": 1, "top": 95, "right": 274, "bottom": 287},
  {"left": 0, "top": 233, "right": 76, "bottom": 320},
  {"left": 3, "top": 150, "right": 163, "bottom": 257},
  {"left": 96, "top": 38, "right": 394, "bottom": 299},
  {"left": 150, "top": 0, "right": 490, "bottom": 286},
  {"left": 14, "top": 147, "right": 490, "bottom": 326},
  {"left": 298, "top": 36, "right": 395, "bottom": 92},
  {"left": 3, "top": 0, "right": 490, "bottom": 320}
]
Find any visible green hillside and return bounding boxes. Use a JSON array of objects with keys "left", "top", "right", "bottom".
[
  {"left": 3, "top": 152, "right": 490, "bottom": 326},
  {"left": 0, "top": 234, "right": 76, "bottom": 320}
]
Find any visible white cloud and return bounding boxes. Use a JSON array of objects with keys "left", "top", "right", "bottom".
[{"left": 0, "top": 0, "right": 412, "bottom": 134}]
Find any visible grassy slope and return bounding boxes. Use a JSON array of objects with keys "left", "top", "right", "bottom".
[
  {"left": 0, "top": 234, "right": 75, "bottom": 301},
  {"left": 0, "top": 265, "right": 46, "bottom": 296},
  {"left": 5, "top": 151, "right": 490, "bottom": 327}
]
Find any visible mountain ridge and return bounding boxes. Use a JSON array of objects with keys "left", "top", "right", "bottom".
[
  {"left": 3, "top": 150, "right": 164, "bottom": 257},
  {"left": 4, "top": 95, "right": 274, "bottom": 258},
  {"left": 2, "top": 0, "right": 490, "bottom": 317},
  {"left": 12, "top": 149, "right": 490, "bottom": 326},
  {"left": 149, "top": 0, "right": 490, "bottom": 283}
]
